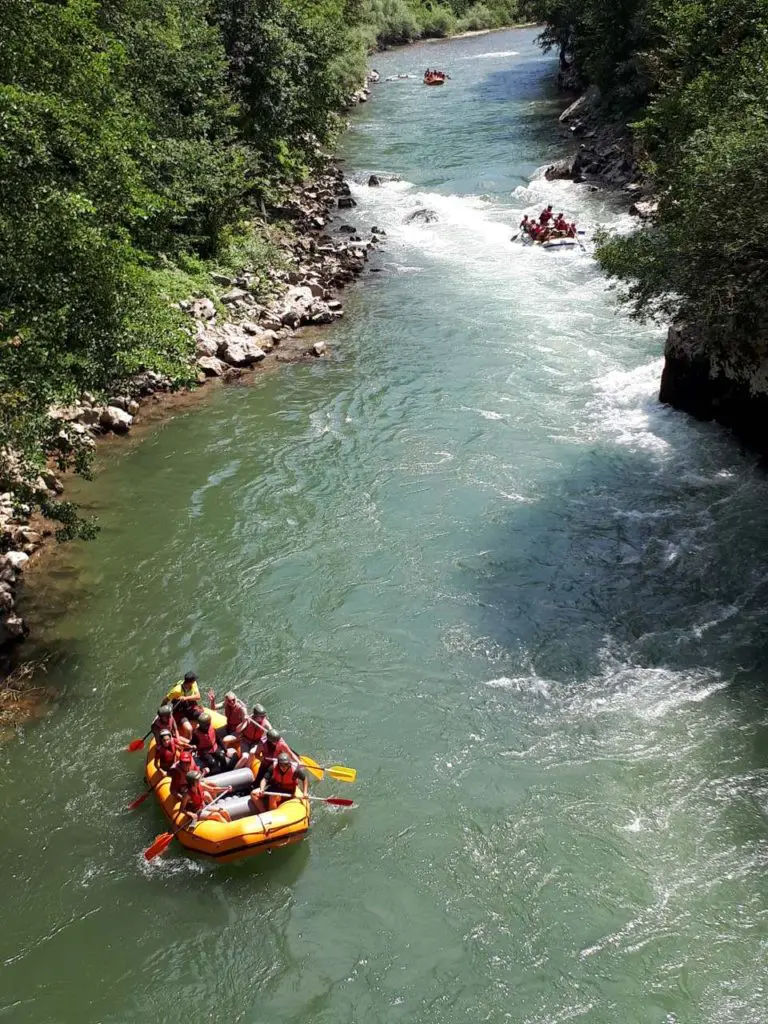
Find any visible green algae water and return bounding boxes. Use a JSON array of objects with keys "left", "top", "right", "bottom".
[{"left": 4, "top": 29, "right": 768, "bottom": 1024}]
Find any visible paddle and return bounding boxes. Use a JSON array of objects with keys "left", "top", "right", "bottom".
[
  {"left": 125, "top": 730, "right": 151, "bottom": 753},
  {"left": 143, "top": 787, "right": 231, "bottom": 861},
  {"left": 128, "top": 785, "right": 153, "bottom": 810},
  {"left": 262, "top": 791, "right": 354, "bottom": 807},
  {"left": 298, "top": 755, "right": 356, "bottom": 783}
]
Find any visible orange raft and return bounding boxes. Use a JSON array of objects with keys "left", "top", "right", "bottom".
[{"left": 145, "top": 712, "right": 310, "bottom": 863}]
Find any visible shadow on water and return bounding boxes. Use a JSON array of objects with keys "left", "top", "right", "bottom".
[{"left": 464, "top": 427, "right": 768, "bottom": 697}]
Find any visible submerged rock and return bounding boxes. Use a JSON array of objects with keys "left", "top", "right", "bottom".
[{"left": 403, "top": 208, "right": 438, "bottom": 224}]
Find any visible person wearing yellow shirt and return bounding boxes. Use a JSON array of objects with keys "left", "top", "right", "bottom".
[{"left": 165, "top": 671, "right": 203, "bottom": 739}]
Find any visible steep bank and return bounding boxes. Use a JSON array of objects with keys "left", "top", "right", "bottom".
[
  {"left": 528, "top": 0, "right": 768, "bottom": 456},
  {"left": 0, "top": 155, "right": 383, "bottom": 689}
]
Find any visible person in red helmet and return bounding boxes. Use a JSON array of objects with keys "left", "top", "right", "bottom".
[
  {"left": 169, "top": 748, "right": 196, "bottom": 798},
  {"left": 252, "top": 751, "right": 309, "bottom": 811},
  {"left": 539, "top": 204, "right": 553, "bottom": 225}
]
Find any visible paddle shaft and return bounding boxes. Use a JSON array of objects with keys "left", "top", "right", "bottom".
[{"left": 262, "top": 790, "right": 353, "bottom": 806}]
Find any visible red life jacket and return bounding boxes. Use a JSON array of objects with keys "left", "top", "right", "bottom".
[
  {"left": 225, "top": 699, "right": 247, "bottom": 732},
  {"left": 152, "top": 716, "right": 176, "bottom": 740},
  {"left": 242, "top": 716, "right": 267, "bottom": 743},
  {"left": 540, "top": 208, "right": 552, "bottom": 224},
  {"left": 170, "top": 755, "right": 193, "bottom": 796},
  {"left": 193, "top": 723, "right": 217, "bottom": 754},
  {"left": 255, "top": 737, "right": 289, "bottom": 765},
  {"left": 271, "top": 761, "right": 298, "bottom": 791},
  {"left": 156, "top": 740, "right": 176, "bottom": 770},
  {"left": 185, "top": 781, "right": 206, "bottom": 811}
]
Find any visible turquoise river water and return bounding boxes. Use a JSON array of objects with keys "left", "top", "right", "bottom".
[{"left": 3, "top": 27, "right": 768, "bottom": 1024}]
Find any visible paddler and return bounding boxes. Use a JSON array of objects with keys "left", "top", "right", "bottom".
[
  {"left": 234, "top": 703, "right": 272, "bottom": 768},
  {"left": 539, "top": 204, "right": 553, "bottom": 225},
  {"left": 153, "top": 729, "right": 190, "bottom": 773},
  {"left": 179, "top": 770, "right": 231, "bottom": 823},
  {"left": 207, "top": 689, "right": 248, "bottom": 746},
  {"left": 191, "top": 711, "right": 232, "bottom": 775},
  {"left": 553, "top": 212, "right": 568, "bottom": 233},
  {"left": 165, "top": 672, "right": 203, "bottom": 739},
  {"left": 169, "top": 748, "right": 196, "bottom": 797},
  {"left": 519, "top": 214, "right": 530, "bottom": 235},
  {"left": 151, "top": 705, "right": 179, "bottom": 742},
  {"left": 252, "top": 728, "right": 294, "bottom": 784},
  {"left": 567, "top": 221, "right": 577, "bottom": 238},
  {"left": 252, "top": 751, "right": 308, "bottom": 811}
]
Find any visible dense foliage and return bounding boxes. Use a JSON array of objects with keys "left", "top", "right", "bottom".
[
  {"left": 361, "top": 0, "right": 522, "bottom": 48},
  {"left": 525, "top": 0, "right": 768, "bottom": 367}
]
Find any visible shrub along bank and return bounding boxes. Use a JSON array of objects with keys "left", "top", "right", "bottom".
[{"left": 524, "top": 0, "right": 768, "bottom": 448}]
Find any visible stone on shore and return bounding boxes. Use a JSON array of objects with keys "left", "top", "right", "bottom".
[
  {"left": 629, "top": 200, "right": 658, "bottom": 219},
  {"left": 544, "top": 156, "right": 576, "bottom": 180},
  {"left": 220, "top": 288, "right": 249, "bottom": 305},
  {"left": 197, "top": 355, "right": 229, "bottom": 377},
  {"left": 100, "top": 406, "right": 133, "bottom": 434},
  {"left": 5, "top": 551, "right": 29, "bottom": 570},
  {"left": 338, "top": 196, "right": 357, "bottom": 209},
  {"left": 190, "top": 297, "right": 216, "bottom": 321},
  {"left": 217, "top": 338, "right": 266, "bottom": 367},
  {"left": 195, "top": 335, "right": 219, "bottom": 358},
  {"left": 311, "top": 340, "right": 327, "bottom": 357}
]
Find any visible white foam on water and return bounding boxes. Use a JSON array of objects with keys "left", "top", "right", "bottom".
[{"left": 462, "top": 49, "right": 520, "bottom": 59}]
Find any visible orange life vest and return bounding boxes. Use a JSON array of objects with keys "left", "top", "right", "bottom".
[
  {"left": 185, "top": 781, "right": 206, "bottom": 812},
  {"left": 242, "top": 716, "right": 266, "bottom": 743},
  {"left": 193, "top": 722, "right": 217, "bottom": 754}
]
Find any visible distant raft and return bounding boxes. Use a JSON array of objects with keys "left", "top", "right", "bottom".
[
  {"left": 520, "top": 235, "right": 580, "bottom": 249},
  {"left": 145, "top": 711, "right": 310, "bottom": 862}
]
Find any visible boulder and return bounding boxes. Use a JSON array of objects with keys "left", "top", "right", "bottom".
[
  {"left": 39, "top": 469, "right": 64, "bottom": 494},
  {"left": 78, "top": 407, "right": 103, "bottom": 427},
  {"left": 311, "top": 340, "right": 327, "bottom": 357},
  {"left": 338, "top": 196, "right": 357, "bottom": 209},
  {"left": 629, "top": 200, "right": 658, "bottom": 220},
  {"left": 100, "top": 406, "right": 133, "bottom": 434},
  {"left": 196, "top": 335, "right": 219, "bottom": 358},
  {"left": 0, "top": 613, "right": 26, "bottom": 643},
  {"left": 197, "top": 355, "right": 229, "bottom": 377},
  {"left": 371, "top": 226, "right": 385, "bottom": 235},
  {"left": 211, "top": 273, "right": 233, "bottom": 286},
  {"left": 559, "top": 86, "right": 600, "bottom": 124},
  {"left": 190, "top": 297, "right": 216, "bottom": 321},
  {"left": 368, "top": 69, "right": 380, "bottom": 84},
  {"left": 338, "top": 224, "right": 357, "bottom": 234},
  {"left": 5, "top": 551, "right": 29, "bottom": 570},
  {"left": 220, "top": 288, "right": 249, "bottom": 305},
  {"left": 544, "top": 156, "right": 576, "bottom": 180},
  {"left": 403, "top": 208, "right": 438, "bottom": 224},
  {"left": 368, "top": 175, "right": 381, "bottom": 187},
  {"left": 217, "top": 338, "right": 266, "bottom": 367}
]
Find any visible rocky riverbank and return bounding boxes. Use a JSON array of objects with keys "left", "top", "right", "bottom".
[{"left": 0, "top": 142, "right": 385, "bottom": 669}]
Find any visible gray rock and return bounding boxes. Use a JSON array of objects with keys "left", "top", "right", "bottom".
[
  {"left": 0, "top": 612, "right": 26, "bottom": 643},
  {"left": 311, "top": 340, "right": 327, "bottom": 357},
  {"left": 79, "top": 407, "right": 103, "bottom": 427},
  {"left": 338, "top": 224, "right": 357, "bottom": 234},
  {"left": 100, "top": 406, "right": 133, "bottom": 434},
  {"left": 217, "top": 338, "right": 266, "bottom": 367},
  {"left": 338, "top": 196, "right": 357, "bottom": 209},
  {"left": 220, "top": 288, "right": 249, "bottom": 305},
  {"left": 211, "top": 273, "right": 233, "bottom": 286},
  {"left": 629, "top": 200, "right": 658, "bottom": 220},
  {"left": 544, "top": 156, "right": 576, "bottom": 180},
  {"left": 197, "top": 355, "right": 229, "bottom": 377},
  {"left": 559, "top": 86, "right": 600, "bottom": 124},
  {"left": 404, "top": 208, "right": 438, "bottom": 224},
  {"left": 5, "top": 551, "right": 29, "bottom": 570},
  {"left": 368, "top": 175, "right": 381, "bottom": 187},
  {"left": 190, "top": 297, "right": 216, "bottom": 321},
  {"left": 40, "top": 469, "right": 64, "bottom": 493}
]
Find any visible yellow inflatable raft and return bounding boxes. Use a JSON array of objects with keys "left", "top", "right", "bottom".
[{"left": 145, "top": 711, "right": 310, "bottom": 862}]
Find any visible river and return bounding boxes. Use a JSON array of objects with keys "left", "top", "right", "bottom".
[{"left": 3, "top": 27, "right": 768, "bottom": 1024}]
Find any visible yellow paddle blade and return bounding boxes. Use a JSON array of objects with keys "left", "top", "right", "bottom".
[
  {"left": 299, "top": 755, "right": 324, "bottom": 781},
  {"left": 326, "top": 765, "right": 356, "bottom": 783}
]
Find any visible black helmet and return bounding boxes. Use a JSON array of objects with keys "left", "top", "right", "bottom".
[
  {"left": 198, "top": 711, "right": 211, "bottom": 727},
  {"left": 253, "top": 703, "right": 266, "bottom": 717},
  {"left": 186, "top": 769, "right": 202, "bottom": 781},
  {"left": 183, "top": 671, "right": 197, "bottom": 684},
  {"left": 277, "top": 752, "right": 291, "bottom": 766},
  {"left": 266, "top": 728, "right": 280, "bottom": 743},
  {"left": 158, "top": 705, "right": 172, "bottom": 717}
]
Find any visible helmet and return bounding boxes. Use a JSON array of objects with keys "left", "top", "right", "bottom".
[
  {"left": 183, "top": 671, "right": 197, "bottom": 684},
  {"left": 158, "top": 705, "right": 172, "bottom": 717},
  {"left": 224, "top": 691, "right": 236, "bottom": 702},
  {"left": 266, "top": 728, "right": 280, "bottom": 743},
  {"left": 253, "top": 703, "right": 266, "bottom": 717},
  {"left": 159, "top": 729, "right": 172, "bottom": 739},
  {"left": 277, "top": 752, "right": 291, "bottom": 766},
  {"left": 198, "top": 712, "right": 211, "bottom": 727},
  {"left": 186, "top": 769, "right": 202, "bottom": 782}
]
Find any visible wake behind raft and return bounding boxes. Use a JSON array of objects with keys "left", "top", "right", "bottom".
[{"left": 144, "top": 712, "right": 311, "bottom": 862}]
